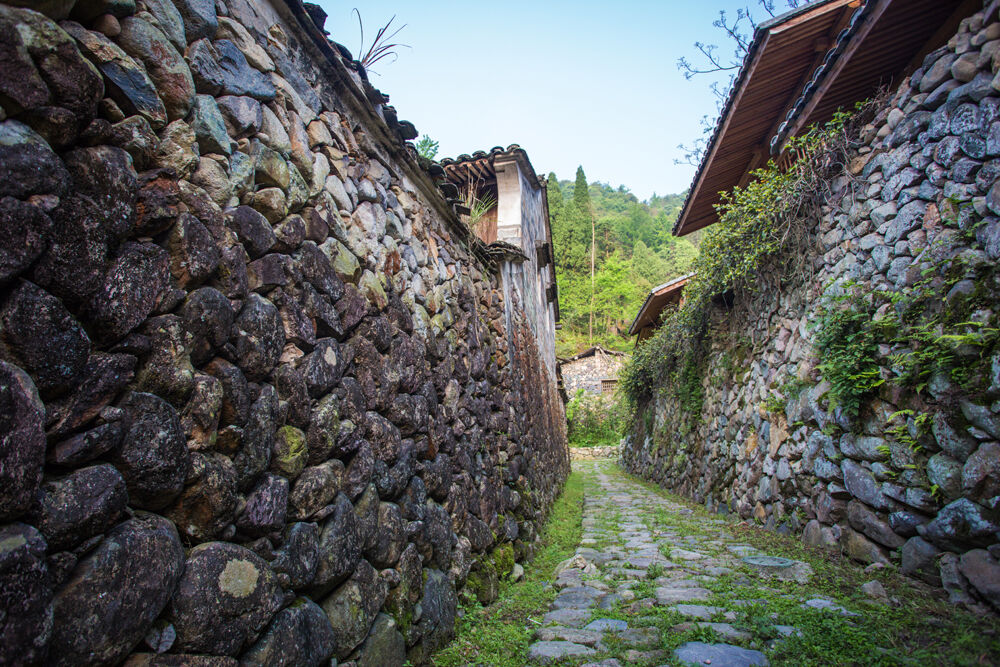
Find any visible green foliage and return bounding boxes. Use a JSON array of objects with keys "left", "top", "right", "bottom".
[
  {"left": 621, "top": 108, "right": 860, "bottom": 417},
  {"left": 573, "top": 166, "right": 592, "bottom": 215},
  {"left": 431, "top": 472, "right": 584, "bottom": 667},
  {"left": 885, "top": 409, "right": 930, "bottom": 454},
  {"left": 763, "top": 376, "right": 811, "bottom": 415},
  {"left": 812, "top": 288, "right": 885, "bottom": 418},
  {"left": 548, "top": 168, "right": 695, "bottom": 354},
  {"left": 565, "top": 389, "right": 629, "bottom": 447},
  {"left": 890, "top": 319, "right": 999, "bottom": 392},
  {"left": 879, "top": 260, "right": 1000, "bottom": 394},
  {"left": 492, "top": 543, "right": 515, "bottom": 579},
  {"left": 461, "top": 182, "right": 496, "bottom": 233},
  {"left": 646, "top": 561, "right": 666, "bottom": 580},
  {"left": 414, "top": 134, "right": 439, "bottom": 160},
  {"left": 816, "top": 232, "right": 999, "bottom": 433}
]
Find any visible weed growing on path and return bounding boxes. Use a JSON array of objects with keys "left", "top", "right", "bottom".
[
  {"left": 618, "top": 464, "right": 1000, "bottom": 666},
  {"left": 431, "top": 471, "right": 584, "bottom": 667}
]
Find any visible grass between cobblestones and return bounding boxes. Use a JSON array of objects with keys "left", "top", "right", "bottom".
[
  {"left": 615, "top": 465, "right": 1000, "bottom": 667},
  {"left": 431, "top": 470, "right": 584, "bottom": 667}
]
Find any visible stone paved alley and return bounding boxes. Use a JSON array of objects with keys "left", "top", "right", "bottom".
[{"left": 522, "top": 460, "right": 996, "bottom": 667}]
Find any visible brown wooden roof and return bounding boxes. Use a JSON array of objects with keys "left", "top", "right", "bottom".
[
  {"left": 674, "top": 0, "right": 972, "bottom": 237},
  {"left": 774, "top": 0, "right": 978, "bottom": 148},
  {"left": 440, "top": 144, "right": 543, "bottom": 190},
  {"left": 628, "top": 273, "right": 694, "bottom": 336}
]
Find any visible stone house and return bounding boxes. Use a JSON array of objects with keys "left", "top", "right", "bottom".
[
  {"left": 442, "top": 146, "right": 560, "bottom": 377},
  {"left": 559, "top": 346, "right": 628, "bottom": 397},
  {"left": 622, "top": 0, "right": 1000, "bottom": 611}
]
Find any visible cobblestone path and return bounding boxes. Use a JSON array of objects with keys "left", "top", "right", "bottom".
[{"left": 525, "top": 460, "right": 879, "bottom": 667}]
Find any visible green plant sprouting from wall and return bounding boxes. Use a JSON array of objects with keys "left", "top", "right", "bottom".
[
  {"left": 763, "top": 376, "right": 811, "bottom": 415},
  {"left": 620, "top": 104, "right": 868, "bottom": 420},
  {"left": 415, "top": 134, "right": 439, "bottom": 160},
  {"left": 352, "top": 9, "right": 409, "bottom": 74},
  {"left": 811, "top": 286, "right": 886, "bottom": 418},
  {"left": 813, "top": 244, "right": 999, "bottom": 427},
  {"left": 461, "top": 181, "right": 498, "bottom": 234}
]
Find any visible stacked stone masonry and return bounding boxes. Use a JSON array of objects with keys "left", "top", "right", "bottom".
[
  {"left": 561, "top": 348, "right": 627, "bottom": 396},
  {"left": 0, "top": 0, "right": 569, "bottom": 664},
  {"left": 622, "top": 3, "right": 1000, "bottom": 613}
]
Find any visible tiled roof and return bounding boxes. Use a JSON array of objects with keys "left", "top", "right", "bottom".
[
  {"left": 440, "top": 144, "right": 544, "bottom": 190},
  {"left": 673, "top": 0, "right": 971, "bottom": 237},
  {"left": 560, "top": 346, "right": 629, "bottom": 365},
  {"left": 627, "top": 273, "right": 695, "bottom": 337}
]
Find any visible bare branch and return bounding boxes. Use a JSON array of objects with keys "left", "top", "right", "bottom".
[{"left": 674, "top": 0, "right": 801, "bottom": 166}]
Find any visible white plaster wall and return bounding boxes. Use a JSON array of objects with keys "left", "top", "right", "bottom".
[{"left": 494, "top": 159, "right": 557, "bottom": 379}]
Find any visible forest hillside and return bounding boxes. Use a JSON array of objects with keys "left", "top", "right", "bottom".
[{"left": 548, "top": 167, "right": 696, "bottom": 356}]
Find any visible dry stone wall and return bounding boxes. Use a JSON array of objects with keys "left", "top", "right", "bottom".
[
  {"left": 0, "top": 0, "right": 568, "bottom": 664},
  {"left": 561, "top": 351, "right": 626, "bottom": 396},
  {"left": 569, "top": 445, "right": 620, "bottom": 461},
  {"left": 623, "top": 3, "right": 1000, "bottom": 613}
]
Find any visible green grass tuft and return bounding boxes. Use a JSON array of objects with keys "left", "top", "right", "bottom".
[{"left": 431, "top": 471, "right": 585, "bottom": 667}]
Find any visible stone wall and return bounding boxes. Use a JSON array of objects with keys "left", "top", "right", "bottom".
[
  {"left": 0, "top": 0, "right": 569, "bottom": 664},
  {"left": 570, "top": 445, "right": 620, "bottom": 461},
  {"left": 494, "top": 154, "right": 557, "bottom": 378},
  {"left": 622, "top": 3, "right": 1000, "bottom": 613},
  {"left": 562, "top": 350, "right": 627, "bottom": 396}
]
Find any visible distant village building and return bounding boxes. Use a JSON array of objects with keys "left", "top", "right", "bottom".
[
  {"left": 628, "top": 273, "right": 694, "bottom": 345},
  {"left": 443, "top": 146, "right": 560, "bottom": 377},
  {"left": 559, "top": 346, "right": 628, "bottom": 397}
]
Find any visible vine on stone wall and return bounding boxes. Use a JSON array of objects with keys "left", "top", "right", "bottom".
[
  {"left": 621, "top": 103, "right": 872, "bottom": 419},
  {"left": 812, "top": 287, "right": 885, "bottom": 418},
  {"left": 812, "top": 219, "right": 999, "bottom": 432}
]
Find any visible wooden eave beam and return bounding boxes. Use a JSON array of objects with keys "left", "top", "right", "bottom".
[
  {"left": 778, "top": 0, "right": 893, "bottom": 152},
  {"left": 676, "top": 31, "right": 773, "bottom": 237},
  {"left": 763, "top": 3, "right": 858, "bottom": 154}
]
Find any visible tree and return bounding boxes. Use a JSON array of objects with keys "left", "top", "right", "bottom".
[
  {"left": 547, "top": 173, "right": 564, "bottom": 225},
  {"left": 547, "top": 167, "right": 692, "bottom": 354},
  {"left": 631, "top": 240, "right": 668, "bottom": 286},
  {"left": 415, "top": 134, "right": 439, "bottom": 160},
  {"left": 572, "top": 167, "right": 597, "bottom": 344},
  {"left": 593, "top": 252, "right": 643, "bottom": 336},
  {"left": 572, "top": 166, "right": 591, "bottom": 214}
]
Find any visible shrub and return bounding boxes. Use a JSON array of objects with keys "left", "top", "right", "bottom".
[
  {"left": 565, "top": 389, "right": 628, "bottom": 447},
  {"left": 621, "top": 103, "right": 870, "bottom": 419}
]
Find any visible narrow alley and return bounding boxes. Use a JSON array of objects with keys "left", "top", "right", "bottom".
[{"left": 522, "top": 460, "right": 997, "bottom": 667}]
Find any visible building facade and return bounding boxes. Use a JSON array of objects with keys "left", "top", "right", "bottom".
[
  {"left": 560, "top": 346, "right": 628, "bottom": 397},
  {"left": 443, "top": 147, "right": 560, "bottom": 378}
]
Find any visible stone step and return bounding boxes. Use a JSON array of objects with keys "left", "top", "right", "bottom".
[{"left": 527, "top": 640, "right": 597, "bottom": 664}]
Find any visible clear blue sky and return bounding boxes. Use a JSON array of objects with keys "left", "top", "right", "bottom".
[{"left": 316, "top": 1, "right": 770, "bottom": 201}]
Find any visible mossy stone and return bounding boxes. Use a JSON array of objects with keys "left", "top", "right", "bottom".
[
  {"left": 492, "top": 543, "right": 515, "bottom": 579},
  {"left": 271, "top": 425, "right": 307, "bottom": 479}
]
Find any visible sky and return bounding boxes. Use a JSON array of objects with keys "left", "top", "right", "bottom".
[{"left": 315, "top": 1, "right": 776, "bottom": 201}]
